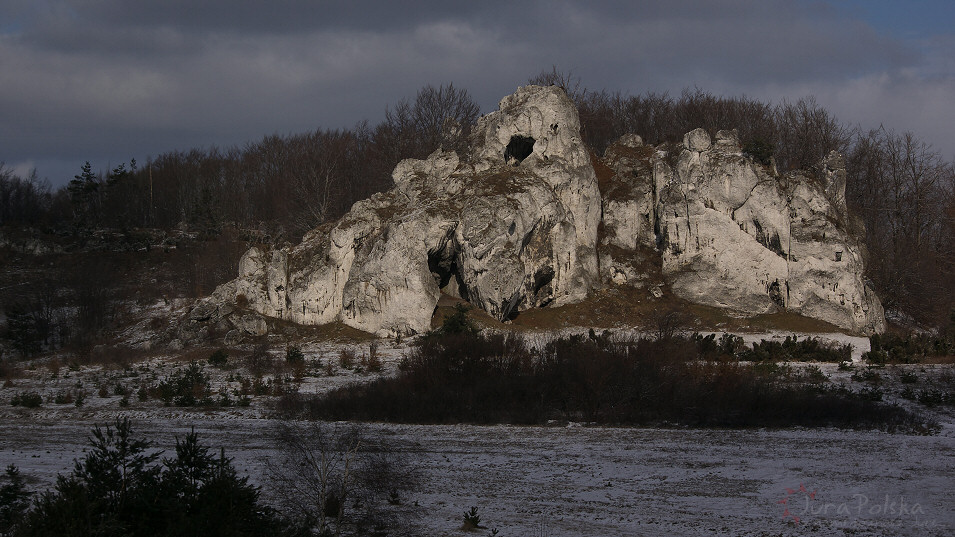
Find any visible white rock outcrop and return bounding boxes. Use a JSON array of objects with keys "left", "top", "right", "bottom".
[
  {"left": 199, "top": 85, "right": 601, "bottom": 337},
  {"left": 601, "top": 128, "right": 885, "bottom": 334},
  {"left": 182, "top": 87, "right": 884, "bottom": 340}
]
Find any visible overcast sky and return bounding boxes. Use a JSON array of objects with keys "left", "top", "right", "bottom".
[{"left": 2, "top": 0, "right": 953, "bottom": 186}]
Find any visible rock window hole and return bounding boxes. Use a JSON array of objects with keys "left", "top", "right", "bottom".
[{"left": 504, "top": 135, "right": 535, "bottom": 165}]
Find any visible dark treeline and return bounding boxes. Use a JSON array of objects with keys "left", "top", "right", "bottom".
[
  {"left": 1, "top": 70, "right": 953, "bottom": 330},
  {"left": 530, "top": 67, "right": 849, "bottom": 171},
  {"left": 0, "top": 168, "right": 57, "bottom": 227},
  {"left": 0, "top": 83, "right": 481, "bottom": 239}
]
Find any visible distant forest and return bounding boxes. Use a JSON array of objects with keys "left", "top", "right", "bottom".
[{"left": 2, "top": 68, "right": 953, "bottom": 332}]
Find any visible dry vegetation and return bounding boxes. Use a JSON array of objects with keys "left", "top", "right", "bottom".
[
  {"left": 463, "top": 286, "right": 843, "bottom": 335},
  {"left": 276, "top": 329, "right": 937, "bottom": 433}
]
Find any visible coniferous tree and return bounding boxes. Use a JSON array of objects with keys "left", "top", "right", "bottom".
[
  {"left": 16, "top": 419, "right": 301, "bottom": 537},
  {"left": 0, "top": 465, "right": 30, "bottom": 535},
  {"left": 67, "top": 161, "right": 100, "bottom": 226}
]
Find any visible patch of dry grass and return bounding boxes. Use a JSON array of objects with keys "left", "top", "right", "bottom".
[
  {"left": 486, "top": 284, "right": 854, "bottom": 336},
  {"left": 591, "top": 151, "right": 616, "bottom": 194}
]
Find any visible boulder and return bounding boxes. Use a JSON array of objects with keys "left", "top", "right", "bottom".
[
  {"left": 223, "top": 329, "right": 244, "bottom": 346},
  {"left": 233, "top": 314, "right": 268, "bottom": 336},
  {"left": 683, "top": 128, "right": 712, "bottom": 152}
]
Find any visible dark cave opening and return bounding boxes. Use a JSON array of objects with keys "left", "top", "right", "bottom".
[
  {"left": 504, "top": 135, "right": 536, "bottom": 165},
  {"left": 533, "top": 266, "right": 555, "bottom": 296},
  {"left": 428, "top": 244, "right": 468, "bottom": 301},
  {"left": 768, "top": 280, "right": 785, "bottom": 308}
]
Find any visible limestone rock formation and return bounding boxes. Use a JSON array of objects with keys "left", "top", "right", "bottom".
[
  {"left": 182, "top": 85, "right": 884, "bottom": 340},
  {"left": 192, "top": 85, "right": 600, "bottom": 337},
  {"left": 600, "top": 128, "right": 884, "bottom": 334},
  {"left": 597, "top": 134, "right": 661, "bottom": 288}
]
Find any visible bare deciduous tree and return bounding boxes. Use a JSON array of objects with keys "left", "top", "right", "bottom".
[
  {"left": 0, "top": 164, "right": 53, "bottom": 225},
  {"left": 528, "top": 65, "right": 584, "bottom": 101},
  {"left": 846, "top": 127, "right": 954, "bottom": 325},
  {"left": 774, "top": 96, "right": 852, "bottom": 171},
  {"left": 380, "top": 83, "right": 481, "bottom": 161},
  {"left": 267, "top": 422, "right": 418, "bottom": 537}
]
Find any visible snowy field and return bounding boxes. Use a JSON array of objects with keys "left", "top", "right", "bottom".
[
  {"left": 2, "top": 330, "right": 953, "bottom": 536},
  {"left": 3, "top": 415, "right": 953, "bottom": 536}
]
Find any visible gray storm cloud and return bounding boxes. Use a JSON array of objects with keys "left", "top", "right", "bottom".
[{"left": 1, "top": 0, "right": 952, "bottom": 184}]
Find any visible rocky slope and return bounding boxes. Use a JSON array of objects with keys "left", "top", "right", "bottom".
[{"left": 179, "top": 85, "right": 883, "bottom": 342}]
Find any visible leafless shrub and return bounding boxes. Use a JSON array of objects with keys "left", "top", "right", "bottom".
[
  {"left": 362, "top": 342, "right": 382, "bottom": 373},
  {"left": 86, "top": 345, "right": 146, "bottom": 369},
  {"left": 292, "top": 331, "right": 934, "bottom": 432},
  {"left": 46, "top": 357, "right": 61, "bottom": 377},
  {"left": 528, "top": 65, "right": 584, "bottom": 101},
  {"left": 267, "top": 422, "right": 418, "bottom": 536},
  {"left": 653, "top": 307, "right": 688, "bottom": 341},
  {"left": 244, "top": 343, "right": 273, "bottom": 376},
  {"left": 338, "top": 348, "right": 356, "bottom": 369}
]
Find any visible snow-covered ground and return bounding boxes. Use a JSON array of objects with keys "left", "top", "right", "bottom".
[
  {"left": 506, "top": 326, "right": 872, "bottom": 362},
  {"left": 2, "top": 417, "right": 952, "bottom": 536},
  {"left": 2, "top": 332, "right": 953, "bottom": 536}
]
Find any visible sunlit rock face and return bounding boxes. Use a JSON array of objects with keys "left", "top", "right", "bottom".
[
  {"left": 184, "top": 87, "right": 883, "bottom": 340},
  {"left": 601, "top": 128, "right": 884, "bottom": 334},
  {"left": 196, "top": 85, "right": 600, "bottom": 337}
]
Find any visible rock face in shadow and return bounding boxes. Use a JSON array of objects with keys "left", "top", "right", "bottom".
[{"left": 181, "top": 87, "right": 884, "bottom": 341}]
